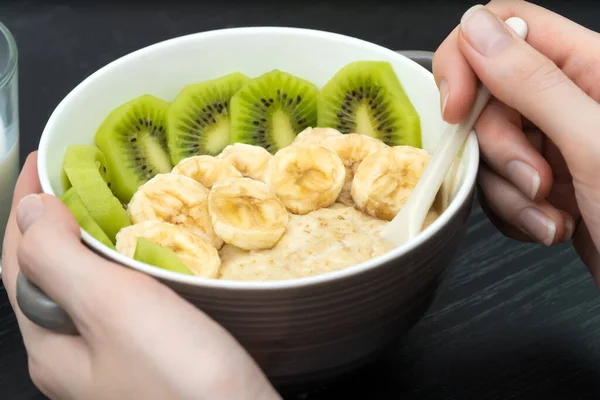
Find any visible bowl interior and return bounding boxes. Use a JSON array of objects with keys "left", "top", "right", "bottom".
[{"left": 38, "top": 27, "right": 478, "bottom": 289}]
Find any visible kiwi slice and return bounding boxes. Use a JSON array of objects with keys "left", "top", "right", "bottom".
[
  {"left": 317, "top": 60, "right": 422, "bottom": 147},
  {"left": 95, "top": 94, "right": 173, "bottom": 204},
  {"left": 61, "top": 188, "right": 115, "bottom": 249},
  {"left": 167, "top": 72, "right": 250, "bottom": 164},
  {"left": 62, "top": 145, "right": 130, "bottom": 243},
  {"left": 61, "top": 143, "right": 111, "bottom": 191},
  {"left": 230, "top": 69, "right": 319, "bottom": 153},
  {"left": 133, "top": 237, "right": 194, "bottom": 276},
  {"left": 61, "top": 169, "right": 72, "bottom": 191}
]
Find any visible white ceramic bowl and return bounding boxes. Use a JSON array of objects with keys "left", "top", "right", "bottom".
[{"left": 29, "top": 27, "right": 478, "bottom": 387}]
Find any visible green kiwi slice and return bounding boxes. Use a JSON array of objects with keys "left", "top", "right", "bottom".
[
  {"left": 94, "top": 94, "right": 173, "bottom": 204},
  {"left": 317, "top": 60, "right": 422, "bottom": 147},
  {"left": 61, "top": 169, "right": 73, "bottom": 191},
  {"left": 133, "top": 237, "right": 194, "bottom": 276},
  {"left": 230, "top": 69, "right": 319, "bottom": 153},
  {"left": 62, "top": 145, "right": 130, "bottom": 243},
  {"left": 61, "top": 143, "right": 111, "bottom": 191},
  {"left": 167, "top": 72, "right": 250, "bottom": 164},
  {"left": 60, "top": 188, "right": 115, "bottom": 249}
]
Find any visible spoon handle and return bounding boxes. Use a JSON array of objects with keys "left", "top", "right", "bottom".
[{"left": 380, "top": 16, "right": 528, "bottom": 245}]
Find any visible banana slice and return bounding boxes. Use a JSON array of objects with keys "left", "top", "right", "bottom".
[
  {"left": 292, "top": 127, "right": 342, "bottom": 146},
  {"left": 320, "top": 133, "right": 389, "bottom": 206},
  {"left": 217, "top": 143, "right": 272, "bottom": 181},
  {"left": 264, "top": 145, "right": 346, "bottom": 215},
  {"left": 172, "top": 155, "right": 242, "bottom": 188},
  {"left": 351, "top": 146, "right": 431, "bottom": 221},
  {"left": 116, "top": 220, "right": 221, "bottom": 278},
  {"left": 208, "top": 177, "right": 289, "bottom": 250},
  {"left": 127, "top": 173, "right": 223, "bottom": 249}
]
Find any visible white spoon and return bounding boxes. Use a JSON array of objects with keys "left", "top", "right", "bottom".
[{"left": 380, "top": 16, "right": 529, "bottom": 247}]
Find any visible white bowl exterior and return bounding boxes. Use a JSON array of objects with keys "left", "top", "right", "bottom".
[{"left": 37, "top": 27, "right": 479, "bottom": 384}]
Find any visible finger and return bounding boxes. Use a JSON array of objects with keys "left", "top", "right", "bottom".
[
  {"left": 1, "top": 153, "right": 92, "bottom": 399},
  {"left": 478, "top": 163, "right": 572, "bottom": 246},
  {"left": 482, "top": 0, "right": 600, "bottom": 69},
  {"left": 559, "top": 211, "right": 575, "bottom": 242},
  {"left": 477, "top": 183, "right": 535, "bottom": 243},
  {"left": 14, "top": 193, "right": 112, "bottom": 330},
  {"left": 14, "top": 192, "right": 154, "bottom": 336},
  {"left": 12, "top": 151, "right": 41, "bottom": 208},
  {"left": 433, "top": 0, "right": 600, "bottom": 123},
  {"left": 475, "top": 98, "right": 553, "bottom": 201},
  {"left": 542, "top": 138, "right": 581, "bottom": 224},
  {"left": 6, "top": 202, "right": 91, "bottom": 399},
  {"left": 518, "top": 125, "right": 579, "bottom": 237},
  {"left": 458, "top": 6, "right": 600, "bottom": 175},
  {"left": 432, "top": 25, "right": 478, "bottom": 123},
  {"left": 2, "top": 152, "right": 42, "bottom": 321}
]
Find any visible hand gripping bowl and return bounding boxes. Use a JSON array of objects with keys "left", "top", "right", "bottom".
[{"left": 20, "top": 27, "right": 478, "bottom": 388}]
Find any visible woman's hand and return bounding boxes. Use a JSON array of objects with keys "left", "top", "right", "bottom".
[
  {"left": 1, "top": 152, "right": 280, "bottom": 400},
  {"left": 432, "top": 0, "right": 600, "bottom": 285}
]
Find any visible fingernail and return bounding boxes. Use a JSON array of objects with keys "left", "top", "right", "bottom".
[
  {"left": 439, "top": 79, "right": 449, "bottom": 118},
  {"left": 563, "top": 218, "right": 574, "bottom": 241},
  {"left": 461, "top": 5, "right": 513, "bottom": 56},
  {"left": 16, "top": 194, "right": 45, "bottom": 233},
  {"left": 461, "top": 4, "right": 484, "bottom": 22},
  {"left": 506, "top": 160, "right": 540, "bottom": 200},
  {"left": 519, "top": 207, "right": 556, "bottom": 246}
]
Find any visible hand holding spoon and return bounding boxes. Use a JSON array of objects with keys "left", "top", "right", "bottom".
[{"left": 380, "top": 16, "right": 529, "bottom": 246}]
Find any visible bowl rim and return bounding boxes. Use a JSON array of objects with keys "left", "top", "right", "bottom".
[{"left": 38, "top": 26, "right": 479, "bottom": 291}]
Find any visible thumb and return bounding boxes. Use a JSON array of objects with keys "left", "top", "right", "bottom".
[
  {"left": 458, "top": 5, "right": 600, "bottom": 177},
  {"left": 15, "top": 193, "right": 123, "bottom": 327},
  {"left": 16, "top": 193, "right": 81, "bottom": 242}
]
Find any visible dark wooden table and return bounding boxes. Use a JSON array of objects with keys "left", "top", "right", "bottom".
[{"left": 2, "top": 1, "right": 600, "bottom": 399}]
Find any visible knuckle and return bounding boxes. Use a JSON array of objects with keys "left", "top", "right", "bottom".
[{"left": 511, "top": 59, "right": 566, "bottom": 96}]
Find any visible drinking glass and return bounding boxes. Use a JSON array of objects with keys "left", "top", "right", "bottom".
[{"left": 0, "top": 21, "right": 19, "bottom": 275}]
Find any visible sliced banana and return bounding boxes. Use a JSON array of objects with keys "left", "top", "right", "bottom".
[
  {"left": 351, "top": 146, "right": 431, "bottom": 221},
  {"left": 264, "top": 145, "right": 345, "bottom": 215},
  {"left": 292, "top": 127, "right": 342, "bottom": 146},
  {"left": 172, "top": 155, "right": 242, "bottom": 188},
  {"left": 208, "top": 177, "right": 289, "bottom": 250},
  {"left": 320, "top": 133, "right": 389, "bottom": 206},
  {"left": 116, "top": 220, "right": 221, "bottom": 278},
  {"left": 217, "top": 143, "right": 272, "bottom": 181},
  {"left": 127, "top": 173, "right": 223, "bottom": 249}
]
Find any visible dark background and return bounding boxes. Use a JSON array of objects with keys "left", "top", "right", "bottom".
[{"left": 2, "top": 1, "right": 600, "bottom": 399}]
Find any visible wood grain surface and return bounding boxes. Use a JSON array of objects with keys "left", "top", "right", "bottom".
[{"left": 1, "top": 1, "right": 600, "bottom": 399}]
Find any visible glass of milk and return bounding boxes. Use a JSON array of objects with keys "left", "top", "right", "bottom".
[{"left": 0, "top": 21, "right": 19, "bottom": 275}]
